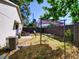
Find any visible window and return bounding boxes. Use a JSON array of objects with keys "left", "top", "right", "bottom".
[{"left": 13, "top": 20, "right": 19, "bottom": 30}]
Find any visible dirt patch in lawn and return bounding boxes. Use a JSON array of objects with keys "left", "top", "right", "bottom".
[
  {"left": 9, "top": 44, "right": 79, "bottom": 59},
  {"left": 9, "top": 44, "right": 63, "bottom": 59}
]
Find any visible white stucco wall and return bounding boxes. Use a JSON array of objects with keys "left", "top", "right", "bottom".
[{"left": 0, "top": 3, "right": 21, "bottom": 48}]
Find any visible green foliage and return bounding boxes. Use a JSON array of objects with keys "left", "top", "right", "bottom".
[
  {"left": 10, "top": 0, "right": 31, "bottom": 26},
  {"left": 40, "top": 13, "right": 50, "bottom": 19},
  {"left": 37, "top": 0, "right": 43, "bottom": 4},
  {"left": 25, "top": 0, "right": 33, "bottom": 3},
  {"left": 40, "top": 0, "right": 68, "bottom": 20},
  {"left": 65, "top": 29, "right": 73, "bottom": 42},
  {"left": 27, "top": 21, "right": 36, "bottom": 28},
  {"left": 10, "top": 0, "right": 23, "bottom": 6},
  {"left": 25, "top": 0, "right": 43, "bottom": 4},
  {"left": 47, "top": 24, "right": 55, "bottom": 28},
  {"left": 10, "top": 0, "right": 44, "bottom": 26},
  {"left": 27, "top": 22, "right": 34, "bottom": 28},
  {"left": 10, "top": 0, "right": 43, "bottom": 5},
  {"left": 41, "top": 0, "right": 79, "bottom": 23}
]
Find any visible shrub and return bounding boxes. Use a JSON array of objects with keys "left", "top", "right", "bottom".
[{"left": 65, "top": 29, "right": 73, "bottom": 42}]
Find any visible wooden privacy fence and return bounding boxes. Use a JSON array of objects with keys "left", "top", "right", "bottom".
[
  {"left": 22, "top": 25, "right": 73, "bottom": 37},
  {"left": 22, "top": 22, "right": 79, "bottom": 46},
  {"left": 73, "top": 22, "right": 79, "bottom": 46}
]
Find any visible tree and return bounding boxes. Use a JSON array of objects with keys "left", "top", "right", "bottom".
[
  {"left": 40, "top": 0, "right": 68, "bottom": 20},
  {"left": 40, "top": 0, "right": 79, "bottom": 23},
  {"left": 10, "top": 0, "right": 44, "bottom": 25},
  {"left": 27, "top": 18, "right": 37, "bottom": 28},
  {"left": 40, "top": 12, "right": 50, "bottom": 19},
  {"left": 10, "top": 0, "right": 44, "bottom": 45},
  {"left": 10, "top": 0, "right": 44, "bottom": 5},
  {"left": 10, "top": 0, "right": 30, "bottom": 25}
]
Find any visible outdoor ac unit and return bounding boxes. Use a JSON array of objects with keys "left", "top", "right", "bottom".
[{"left": 6, "top": 37, "right": 17, "bottom": 50}]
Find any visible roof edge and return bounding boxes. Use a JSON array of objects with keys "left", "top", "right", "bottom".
[
  {"left": 0, "top": 0, "right": 23, "bottom": 24},
  {"left": 0, "top": 0, "right": 18, "bottom": 7}
]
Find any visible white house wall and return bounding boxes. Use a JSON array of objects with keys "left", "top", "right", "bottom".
[
  {"left": 0, "top": 3, "right": 21, "bottom": 23},
  {"left": 0, "top": 3, "right": 21, "bottom": 48},
  {"left": 0, "top": 13, "right": 14, "bottom": 48}
]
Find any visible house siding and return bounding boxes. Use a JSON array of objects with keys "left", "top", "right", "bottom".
[{"left": 0, "top": 1, "right": 21, "bottom": 48}]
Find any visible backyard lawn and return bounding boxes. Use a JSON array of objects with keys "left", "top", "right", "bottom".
[{"left": 10, "top": 33, "right": 79, "bottom": 59}]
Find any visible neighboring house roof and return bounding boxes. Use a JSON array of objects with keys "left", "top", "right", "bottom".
[
  {"left": 51, "top": 21, "right": 64, "bottom": 26},
  {"left": 38, "top": 19, "right": 73, "bottom": 28},
  {"left": 41, "top": 20, "right": 52, "bottom": 24},
  {"left": 40, "top": 20, "right": 64, "bottom": 27},
  {"left": 0, "top": 0, "right": 22, "bottom": 23}
]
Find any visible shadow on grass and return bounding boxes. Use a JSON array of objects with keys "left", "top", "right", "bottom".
[
  {"left": 9, "top": 44, "right": 66, "bottom": 59},
  {"left": 44, "top": 33, "right": 74, "bottom": 44},
  {"left": 0, "top": 48, "right": 10, "bottom": 55},
  {"left": 43, "top": 34, "right": 64, "bottom": 42}
]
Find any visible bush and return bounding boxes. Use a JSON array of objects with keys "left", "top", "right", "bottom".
[{"left": 65, "top": 29, "right": 73, "bottom": 42}]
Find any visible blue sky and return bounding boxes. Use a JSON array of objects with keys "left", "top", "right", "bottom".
[
  {"left": 29, "top": 0, "right": 51, "bottom": 22},
  {"left": 29, "top": 0, "right": 72, "bottom": 25},
  {"left": 59, "top": 12, "right": 72, "bottom": 25}
]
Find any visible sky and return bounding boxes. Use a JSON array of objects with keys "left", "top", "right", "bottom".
[
  {"left": 59, "top": 12, "right": 72, "bottom": 25},
  {"left": 29, "top": 0, "right": 51, "bottom": 22},
  {"left": 29, "top": 0, "right": 72, "bottom": 25}
]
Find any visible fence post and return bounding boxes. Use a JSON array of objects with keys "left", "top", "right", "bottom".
[
  {"left": 40, "top": 19, "right": 42, "bottom": 44},
  {"left": 73, "top": 23, "right": 79, "bottom": 46}
]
